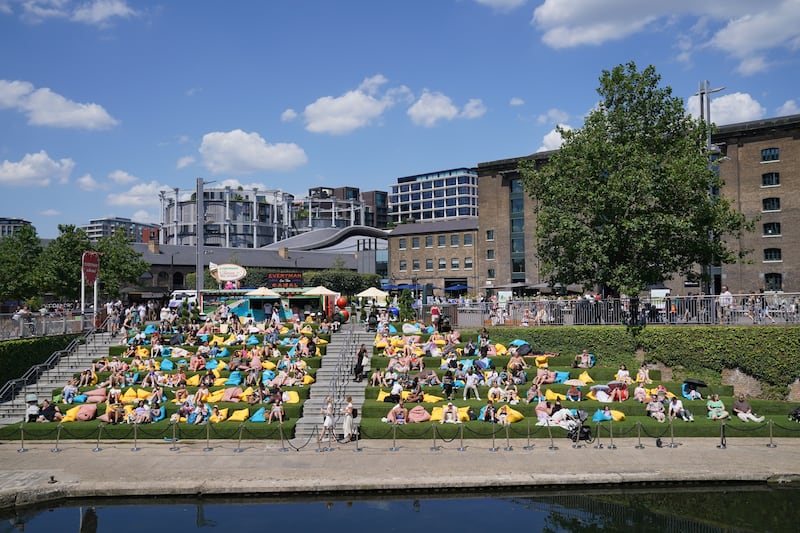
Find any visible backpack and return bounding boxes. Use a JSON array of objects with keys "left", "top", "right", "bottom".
[
  {"left": 352, "top": 408, "right": 358, "bottom": 418},
  {"left": 788, "top": 406, "right": 800, "bottom": 423}
]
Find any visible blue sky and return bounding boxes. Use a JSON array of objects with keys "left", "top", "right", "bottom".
[{"left": 1, "top": 0, "right": 799, "bottom": 238}]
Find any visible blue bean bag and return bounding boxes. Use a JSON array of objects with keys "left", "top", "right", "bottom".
[
  {"left": 249, "top": 407, "right": 266, "bottom": 423},
  {"left": 161, "top": 347, "right": 171, "bottom": 357},
  {"left": 144, "top": 324, "right": 157, "bottom": 335},
  {"left": 74, "top": 394, "right": 88, "bottom": 403},
  {"left": 592, "top": 409, "right": 613, "bottom": 423},
  {"left": 160, "top": 359, "right": 174, "bottom": 371},
  {"left": 205, "top": 360, "right": 218, "bottom": 370},
  {"left": 509, "top": 339, "right": 527, "bottom": 346},
  {"left": 218, "top": 347, "right": 229, "bottom": 358},
  {"left": 459, "top": 359, "right": 474, "bottom": 369},
  {"left": 200, "top": 334, "right": 209, "bottom": 343},
  {"left": 262, "top": 370, "right": 276, "bottom": 383},
  {"left": 554, "top": 371, "right": 570, "bottom": 384},
  {"left": 388, "top": 325, "right": 397, "bottom": 334},
  {"left": 246, "top": 335, "right": 259, "bottom": 345},
  {"left": 225, "top": 371, "right": 242, "bottom": 385}
]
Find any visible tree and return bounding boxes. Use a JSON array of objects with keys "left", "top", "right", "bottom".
[
  {"left": 37, "top": 225, "right": 92, "bottom": 301},
  {"left": 0, "top": 225, "right": 43, "bottom": 303},
  {"left": 520, "top": 62, "right": 750, "bottom": 299},
  {"left": 95, "top": 229, "right": 151, "bottom": 298}
]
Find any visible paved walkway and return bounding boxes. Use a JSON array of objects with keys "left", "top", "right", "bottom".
[{"left": 1, "top": 436, "right": 799, "bottom": 510}]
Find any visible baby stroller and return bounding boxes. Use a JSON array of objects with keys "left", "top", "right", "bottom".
[
  {"left": 366, "top": 314, "right": 378, "bottom": 332},
  {"left": 566, "top": 409, "right": 594, "bottom": 444}
]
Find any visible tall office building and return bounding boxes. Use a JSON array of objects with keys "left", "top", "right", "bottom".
[{"left": 389, "top": 168, "right": 478, "bottom": 225}]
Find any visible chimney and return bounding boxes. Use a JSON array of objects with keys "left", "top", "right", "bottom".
[
  {"left": 148, "top": 241, "right": 160, "bottom": 254},
  {"left": 278, "top": 247, "right": 289, "bottom": 259}
]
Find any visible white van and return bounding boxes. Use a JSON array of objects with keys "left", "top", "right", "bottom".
[{"left": 169, "top": 290, "right": 197, "bottom": 308}]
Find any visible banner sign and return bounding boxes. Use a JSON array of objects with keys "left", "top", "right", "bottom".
[
  {"left": 210, "top": 262, "right": 247, "bottom": 282},
  {"left": 266, "top": 272, "right": 303, "bottom": 288},
  {"left": 82, "top": 251, "right": 100, "bottom": 285}
]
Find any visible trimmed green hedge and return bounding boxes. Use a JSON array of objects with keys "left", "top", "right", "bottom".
[{"left": 0, "top": 335, "right": 79, "bottom": 385}]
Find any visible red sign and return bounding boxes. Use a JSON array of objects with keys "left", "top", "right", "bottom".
[
  {"left": 266, "top": 272, "right": 303, "bottom": 288},
  {"left": 82, "top": 251, "right": 100, "bottom": 285}
]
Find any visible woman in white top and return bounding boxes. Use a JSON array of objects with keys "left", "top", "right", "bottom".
[
  {"left": 341, "top": 396, "right": 354, "bottom": 442},
  {"left": 319, "top": 396, "right": 335, "bottom": 442}
]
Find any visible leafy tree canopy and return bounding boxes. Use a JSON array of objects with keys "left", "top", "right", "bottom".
[
  {"left": 37, "top": 225, "right": 92, "bottom": 301},
  {"left": 95, "top": 229, "right": 151, "bottom": 298},
  {"left": 520, "top": 62, "right": 750, "bottom": 296},
  {"left": 0, "top": 225, "right": 43, "bottom": 302}
]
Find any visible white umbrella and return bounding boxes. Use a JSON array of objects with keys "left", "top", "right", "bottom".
[
  {"left": 304, "top": 285, "right": 338, "bottom": 296},
  {"left": 245, "top": 287, "right": 281, "bottom": 298},
  {"left": 356, "top": 287, "right": 389, "bottom": 299}
]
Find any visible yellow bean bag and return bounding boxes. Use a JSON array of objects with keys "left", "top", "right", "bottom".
[
  {"left": 434, "top": 339, "right": 446, "bottom": 346},
  {"left": 375, "top": 341, "right": 388, "bottom": 349},
  {"left": 61, "top": 406, "right": 82, "bottom": 422},
  {"left": 430, "top": 406, "right": 470, "bottom": 422},
  {"left": 90, "top": 372, "right": 98, "bottom": 386},
  {"left": 238, "top": 387, "right": 254, "bottom": 401},
  {"left": 136, "top": 388, "right": 150, "bottom": 399},
  {"left": 228, "top": 408, "right": 249, "bottom": 422},
  {"left": 122, "top": 388, "right": 138, "bottom": 402},
  {"left": 586, "top": 391, "right": 597, "bottom": 401},
  {"left": 136, "top": 346, "right": 149, "bottom": 357},
  {"left": 301, "top": 326, "right": 313, "bottom": 335},
  {"left": 392, "top": 339, "right": 405, "bottom": 347},
  {"left": 214, "top": 377, "right": 227, "bottom": 387},
  {"left": 263, "top": 360, "right": 276, "bottom": 370},
  {"left": 494, "top": 343, "right": 507, "bottom": 355},
  {"left": 279, "top": 326, "right": 289, "bottom": 335},
  {"left": 283, "top": 390, "right": 300, "bottom": 404},
  {"left": 414, "top": 347, "right": 425, "bottom": 356},
  {"left": 302, "top": 374, "right": 315, "bottom": 385},
  {"left": 206, "top": 389, "right": 225, "bottom": 403},
  {"left": 647, "top": 388, "right": 676, "bottom": 400},
  {"left": 216, "top": 360, "right": 228, "bottom": 370},
  {"left": 535, "top": 355, "right": 550, "bottom": 368},
  {"left": 610, "top": 410, "right": 626, "bottom": 422},
  {"left": 212, "top": 368, "right": 222, "bottom": 378},
  {"left": 210, "top": 408, "right": 228, "bottom": 423},
  {"left": 422, "top": 393, "right": 444, "bottom": 403},
  {"left": 501, "top": 407, "right": 525, "bottom": 423},
  {"left": 578, "top": 370, "right": 594, "bottom": 383},
  {"left": 153, "top": 360, "right": 161, "bottom": 370},
  {"left": 316, "top": 338, "right": 328, "bottom": 344},
  {"left": 212, "top": 335, "right": 225, "bottom": 345},
  {"left": 186, "top": 374, "right": 200, "bottom": 386},
  {"left": 545, "top": 389, "right": 567, "bottom": 401}
]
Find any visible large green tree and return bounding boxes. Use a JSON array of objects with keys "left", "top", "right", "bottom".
[
  {"left": 37, "top": 225, "right": 92, "bottom": 301},
  {"left": 0, "top": 225, "right": 43, "bottom": 302},
  {"left": 95, "top": 229, "right": 151, "bottom": 298},
  {"left": 520, "top": 62, "right": 750, "bottom": 297}
]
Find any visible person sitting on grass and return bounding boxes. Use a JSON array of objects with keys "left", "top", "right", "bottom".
[
  {"left": 732, "top": 394, "right": 764, "bottom": 423},
  {"left": 488, "top": 383, "right": 504, "bottom": 402},
  {"left": 504, "top": 382, "right": 520, "bottom": 404},
  {"left": 268, "top": 399, "right": 285, "bottom": 424},
  {"left": 637, "top": 363, "right": 652, "bottom": 384},
  {"left": 646, "top": 394, "right": 666, "bottom": 423},
  {"left": 566, "top": 385, "right": 582, "bottom": 402},
  {"left": 668, "top": 396, "right": 694, "bottom": 422},
  {"left": 482, "top": 400, "right": 497, "bottom": 422},
  {"left": 386, "top": 399, "right": 408, "bottom": 424},
  {"left": 706, "top": 394, "right": 730, "bottom": 421},
  {"left": 36, "top": 399, "right": 63, "bottom": 422},
  {"left": 526, "top": 383, "right": 543, "bottom": 403},
  {"left": 441, "top": 402, "right": 460, "bottom": 424}
]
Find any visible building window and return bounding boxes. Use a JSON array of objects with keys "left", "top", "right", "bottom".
[
  {"left": 762, "top": 172, "right": 780, "bottom": 187},
  {"left": 511, "top": 238, "right": 525, "bottom": 253},
  {"left": 512, "top": 257, "right": 525, "bottom": 273},
  {"left": 511, "top": 198, "right": 524, "bottom": 214},
  {"left": 412, "top": 236, "right": 420, "bottom": 249},
  {"left": 450, "top": 234, "right": 459, "bottom": 247},
  {"left": 399, "top": 260, "right": 407, "bottom": 271},
  {"left": 511, "top": 218, "right": 524, "bottom": 233},
  {"left": 438, "top": 258, "right": 446, "bottom": 269},
  {"left": 510, "top": 178, "right": 524, "bottom": 194},
  {"left": 412, "top": 259, "right": 420, "bottom": 271},
  {"left": 486, "top": 229, "right": 494, "bottom": 241},
  {"left": 425, "top": 235, "right": 433, "bottom": 248},
  {"left": 463, "top": 234, "right": 473, "bottom": 246},
  {"left": 464, "top": 257, "right": 473, "bottom": 270},
  {"left": 438, "top": 235, "right": 446, "bottom": 247},
  {"left": 765, "top": 272, "right": 783, "bottom": 291},
  {"left": 764, "top": 248, "right": 782, "bottom": 262},
  {"left": 762, "top": 198, "right": 780, "bottom": 212},
  {"left": 398, "top": 238, "right": 406, "bottom": 250},
  {"left": 488, "top": 268, "right": 496, "bottom": 279},
  {"left": 451, "top": 258, "right": 459, "bottom": 270},
  {"left": 763, "top": 222, "right": 781, "bottom": 236},
  {"left": 426, "top": 258, "right": 434, "bottom": 270},
  {"left": 761, "top": 148, "right": 780, "bottom": 162}
]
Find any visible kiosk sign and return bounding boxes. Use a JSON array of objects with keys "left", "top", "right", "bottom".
[{"left": 82, "top": 251, "right": 99, "bottom": 285}]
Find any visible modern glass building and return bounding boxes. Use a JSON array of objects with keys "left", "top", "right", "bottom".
[{"left": 389, "top": 168, "right": 478, "bottom": 224}]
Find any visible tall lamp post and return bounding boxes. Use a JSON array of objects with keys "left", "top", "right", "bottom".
[{"left": 696, "top": 80, "right": 725, "bottom": 303}]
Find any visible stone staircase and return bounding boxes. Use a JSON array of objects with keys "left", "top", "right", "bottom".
[
  {"left": 292, "top": 325, "right": 374, "bottom": 442},
  {"left": 0, "top": 331, "right": 115, "bottom": 426}
]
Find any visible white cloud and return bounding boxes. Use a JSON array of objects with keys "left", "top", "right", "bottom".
[
  {"left": 199, "top": 129, "right": 308, "bottom": 174},
  {"left": 532, "top": 1, "right": 800, "bottom": 75},
  {"left": 218, "top": 178, "right": 269, "bottom": 190},
  {"left": 176, "top": 155, "right": 195, "bottom": 169},
  {"left": 108, "top": 169, "right": 137, "bottom": 185},
  {"left": 131, "top": 209, "right": 158, "bottom": 224},
  {"left": 185, "top": 87, "right": 202, "bottom": 97},
  {"left": 777, "top": 99, "right": 799, "bottom": 116},
  {"left": 77, "top": 173, "right": 103, "bottom": 191},
  {"left": 0, "top": 150, "right": 74, "bottom": 186},
  {"left": 0, "top": 79, "right": 118, "bottom": 129},
  {"left": 537, "top": 107, "right": 569, "bottom": 124},
  {"left": 461, "top": 98, "right": 487, "bottom": 119},
  {"left": 71, "top": 0, "right": 136, "bottom": 25},
  {"left": 14, "top": 0, "right": 136, "bottom": 25},
  {"left": 687, "top": 92, "right": 765, "bottom": 125},
  {"left": 106, "top": 181, "right": 169, "bottom": 207},
  {"left": 40, "top": 208, "right": 61, "bottom": 216},
  {"left": 303, "top": 74, "right": 398, "bottom": 134},
  {"left": 510, "top": 97, "right": 525, "bottom": 106},
  {"left": 475, "top": 0, "right": 528, "bottom": 11},
  {"left": 537, "top": 124, "right": 572, "bottom": 152},
  {"left": 281, "top": 108, "right": 297, "bottom": 122}
]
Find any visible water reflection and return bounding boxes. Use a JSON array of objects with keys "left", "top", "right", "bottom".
[{"left": 3, "top": 484, "right": 797, "bottom": 533}]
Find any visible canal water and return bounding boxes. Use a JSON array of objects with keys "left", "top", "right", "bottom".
[{"left": 3, "top": 484, "right": 797, "bottom": 533}]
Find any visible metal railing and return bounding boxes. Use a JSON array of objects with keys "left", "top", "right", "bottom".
[
  {"left": 0, "top": 312, "right": 95, "bottom": 341},
  {"left": 451, "top": 293, "right": 800, "bottom": 328},
  {"left": 0, "top": 317, "right": 107, "bottom": 403}
]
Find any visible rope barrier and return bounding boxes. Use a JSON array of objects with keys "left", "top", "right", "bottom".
[
  {"left": 52, "top": 423, "right": 62, "bottom": 453},
  {"left": 608, "top": 419, "right": 617, "bottom": 449},
  {"left": 546, "top": 420, "right": 558, "bottom": 450},
  {"left": 354, "top": 422, "right": 362, "bottom": 453},
  {"left": 203, "top": 422, "right": 212, "bottom": 452},
  {"left": 234, "top": 423, "right": 245, "bottom": 453},
  {"left": 430, "top": 424, "right": 440, "bottom": 451},
  {"left": 503, "top": 422, "right": 513, "bottom": 451},
  {"left": 92, "top": 423, "right": 103, "bottom": 452},
  {"left": 131, "top": 422, "right": 140, "bottom": 452},
  {"left": 717, "top": 422, "right": 727, "bottom": 449},
  {"left": 458, "top": 423, "right": 466, "bottom": 451},
  {"left": 169, "top": 421, "right": 179, "bottom": 450},
  {"left": 593, "top": 422, "right": 603, "bottom": 449},
  {"left": 634, "top": 421, "right": 644, "bottom": 449},
  {"left": 17, "top": 423, "right": 27, "bottom": 453},
  {"left": 666, "top": 418, "right": 678, "bottom": 448},
  {"left": 767, "top": 420, "right": 777, "bottom": 448},
  {"left": 522, "top": 419, "right": 534, "bottom": 450},
  {"left": 489, "top": 423, "right": 498, "bottom": 452}
]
